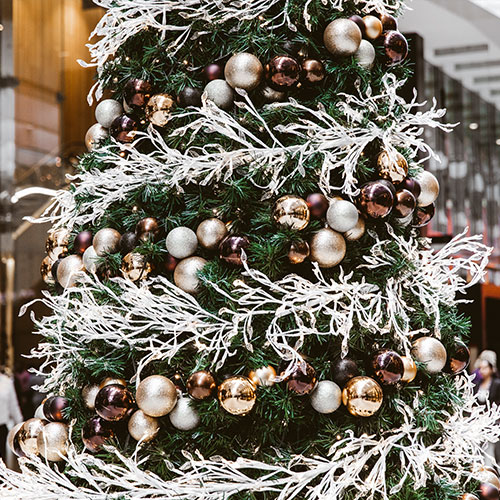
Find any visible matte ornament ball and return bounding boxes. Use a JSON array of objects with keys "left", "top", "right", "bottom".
[
  {"left": 109, "top": 115, "right": 138, "bottom": 143},
  {"left": 249, "top": 365, "right": 277, "bottom": 387},
  {"left": 218, "top": 376, "right": 257, "bottom": 416},
  {"left": 204, "top": 79, "right": 234, "bottom": 110},
  {"left": 400, "top": 356, "right": 417, "bottom": 383},
  {"left": 444, "top": 343, "right": 470, "bottom": 375},
  {"left": 57, "top": 255, "right": 84, "bottom": 288},
  {"left": 371, "top": 349, "right": 404, "bottom": 385},
  {"left": 41, "top": 256, "right": 56, "bottom": 285},
  {"left": 355, "top": 40, "right": 376, "bottom": 70},
  {"left": 166, "top": 227, "right": 198, "bottom": 260},
  {"left": 36, "top": 422, "right": 68, "bottom": 462},
  {"left": 384, "top": 30, "right": 409, "bottom": 66},
  {"left": 177, "top": 86, "right": 203, "bottom": 107},
  {"left": 306, "top": 193, "right": 329, "bottom": 219},
  {"left": 412, "top": 203, "right": 435, "bottom": 228},
  {"left": 95, "top": 99, "right": 123, "bottom": 128},
  {"left": 342, "top": 376, "right": 383, "bottom": 417},
  {"left": 288, "top": 240, "right": 310, "bottom": 264},
  {"left": 187, "top": 370, "right": 217, "bottom": 400},
  {"left": 174, "top": 256, "right": 207, "bottom": 294},
  {"left": 309, "top": 228, "right": 346, "bottom": 268},
  {"left": 136, "top": 375, "right": 177, "bottom": 417},
  {"left": 332, "top": 358, "right": 360, "bottom": 387},
  {"left": 121, "top": 252, "right": 152, "bottom": 282},
  {"left": 363, "top": 15, "right": 383, "bottom": 40},
  {"left": 416, "top": 171, "right": 440, "bottom": 207},
  {"left": 123, "top": 78, "right": 153, "bottom": 110},
  {"left": 7, "top": 422, "right": 25, "bottom": 458},
  {"left": 286, "top": 362, "right": 317, "bottom": 396},
  {"left": 145, "top": 93, "right": 175, "bottom": 127},
  {"left": 358, "top": 181, "right": 394, "bottom": 219},
  {"left": 93, "top": 228, "right": 121, "bottom": 256},
  {"left": 82, "top": 416, "right": 115, "bottom": 453},
  {"left": 377, "top": 150, "right": 408, "bottom": 184},
  {"left": 219, "top": 235, "right": 250, "bottom": 266},
  {"left": 310, "top": 380, "right": 342, "bottom": 414},
  {"left": 135, "top": 217, "right": 160, "bottom": 243},
  {"left": 169, "top": 396, "right": 201, "bottom": 431},
  {"left": 128, "top": 410, "right": 160, "bottom": 442},
  {"left": 85, "top": 123, "right": 108, "bottom": 151},
  {"left": 95, "top": 384, "right": 135, "bottom": 422},
  {"left": 479, "top": 483, "right": 500, "bottom": 500},
  {"left": 394, "top": 189, "right": 416, "bottom": 219},
  {"left": 196, "top": 218, "right": 228, "bottom": 251},
  {"left": 18, "top": 418, "right": 46, "bottom": 456},
  {"left": 43, "top": 396, "right": 69, "bottom": 422},
  {"left": 411, "top": 337, "right": 447, "bottom": 374},
  {"left": 225, "top": 53, "right": 264, "bottom": 91},
  {"left": 344, "top": 217, "right": 366, "bottom": 241},
  {"left": 326, "top": 199, "right": 359, "bottom": 233},
  {"left": 324, "top": 19, "right": 362, "bottom": 57},
  {"left": 302, "top": 59, "right": 326, "bottom": 84},
  {"left": 265, "top": 55, "right": 302, "bottom": 89},
  {"left": 273, "top": 195, "right": 310, "bottom": 230}
]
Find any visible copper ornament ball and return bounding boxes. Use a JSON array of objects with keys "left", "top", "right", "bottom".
[
  {"left": 349, "top": 15, "right": 366, "bottom": 37},
  {"left": 384, "top": 30, "right": 409, "bottom": 66},
  {"left": 82, "top": 416, "right": 115, "bottom": 453},
  {"left": 400, "top": 356, "right": 417, "bottom": 383},
  {"left": 342, "top": 376, "right": 383, "bottom": 417},
  {"left": 187, "top": 370, "right": 217, "bottom": 400},
  {"left": 43, "top": 396, "right": 69, "bottom": 422},
  {"left": 248, "top": 365, "right": 277, "bottom": 387},
  {"left": 120, "top": 231, "right": 138, "bottom": 255},
  {"left": 399, "top": 178, "right": 421, "bottom": 199},
  {"left": 285, "top": 362, "right": 317, "bottom": 396},
  {"left": 177, "top": 87, "right": 203, "bottom": 107},
  {"left": 95, "top": 384, "right": 135, "bottom": 422},
  {"left": 380, "top": 13, "right": 398, "bottom": 32},
  {"left": 123, "top": 78, "right": 153, "bottom": 110},
  {"left": 393, "top": 189, "right": 416, "bottom": 218},
  {"left": 196, "top": 218, "right": 228, "bottom": 251},
  {"left": 306, "top": 193, "right": 329, "bottom": 219},
  {"left": 444, "top": 343, "right": 470, "bottom": 375},
  {"left": 273, "top": 195, "right": 310, "bottom": 230},
  {"left": 362, "top": 15, "right": 383, "bottom": 40},
  {"left": 412, "top": 203, "right": 435, "bottom": 228},
  {"left": 218, "top": 376, "right": 257, "bottom": 416},
  {"left": 302, "top": 59, "right": 326, "bottom": 84},
  {"left": 377, "top": 150, "right": 408, "bottom": 184},
  {"left": 357, "top": 181, "right": 394, "bottom": 219},
  {"left": 288, "top": 241, "right": 310, "bottom": 264},
  {"left": 371, "top": 349, "right": 404, "bottom": 385},
  {"left": 164, "top": 253, "right": 179, "bottom": 273},
  {"left": 110, "top": 115, "right": 138, "bottom": 143},
  {"left": 135, "top": 217, "right": 160, "bottom": 243},
  {"left": 219, "top": 235, "right": 250, "bottom": 266},
  {"left": 99, "top": 377, "right": 127, "bottom": 390},
  {"left": 265, "top": 55, "right": 302, "bottom": 90},
  {"left": 145, "top": 93, "right": 175, "bottom": 127}
]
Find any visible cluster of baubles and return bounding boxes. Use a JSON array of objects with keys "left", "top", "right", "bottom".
[
  {"left": 463, "top": 466, "right": 500, "bottom": 500},
  {"left": 8, "top": 396, "right": 69, "bottom": 462}
]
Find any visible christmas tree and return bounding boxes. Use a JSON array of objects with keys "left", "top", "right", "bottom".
[{"left": 2, "top": 0, "right": 500, "bottom": 498}]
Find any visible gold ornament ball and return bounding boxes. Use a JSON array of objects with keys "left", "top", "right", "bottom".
[
  {"left": 342, "top": 376, "right": 383, "bottom": 417},
  {"left": 56, "top": 255, "right": 84, "bottom": 289},
  {"left": 128, "top": 409, "right": 160, "bottom": 442},
  {"left": 136, "top": 375, "right": 178, "bottom": 417},
  {"left": 121, "top": 252, "right": 152, "bottom": 281},
  {"left": 248, "top": 365, "right": 277, "bottom": 387},
  {"left": 82, "top": 384, "right": 100, "bottom": 410},
  {"left": 377, "top": 150, "right": 408, "bottom": 184},
  {"left": 18, "top": 418, "right": 46, "bottom": 456},
  {"left": 218, "top": 376, "right": 257, "bottom": 416},
  {"left": 344, "top": 217, "right": 366, "bottom": 241},
  {"left": 40, "top": 256, "right": 56, "bottom": 285},
  {"left": 400, "top": 356, "right": 418, "bottom": 383},
  {"left": 288, "top": 241, "right": 310, "bottom": 264},
  {"left": 93, "top": 228, "right": 121, "bottom": 257},
  {"left": 411, "top": 337, "right": 447, "bottom": 374},
  {"left": 273, "top": 195, "right": 310, "bottom": 231},
  {"left": 145, "top": 93, "right": 175, "bottom": 127},
  {"left": 196, "top": 218, "right": 228, "bottom": 251},
  {"left": 324, "top": 19, "right": 362, "bottom": 58},
  {"left": 309, "top": 228, "right": 346, "bottom": 268},
  {"left": 363, "top": 15, "right": 383, "bottom": 40},
  {"left": 99, "top": 377, "right": 127, "bottom": 390},
  {"left": 45, "top": 228, "right": 69, "bottom": 260},
  {"left": 416, "top": 171, "right": 440, "bottom": 207},
  {"left": 36, "top": 422, "right": 68, "bottom": 462},
  {"left": 173, "top": 256, "right": 207, "bottom": 295},
  {"left": 225, "top": 53, "right": 264, "bottom": 91}
]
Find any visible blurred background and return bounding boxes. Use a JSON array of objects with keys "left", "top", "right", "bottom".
[{"left": 0, "top": 0, "right": 500, "bottom": 419}]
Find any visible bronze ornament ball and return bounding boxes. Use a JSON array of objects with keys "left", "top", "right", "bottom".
[
  {"left": 384, "top": 30, "right": 409, "bottom": 66},
  {"left": 332, "top": 358, "right": 360, "bottom": 387},
  {"left": 123, "top": 78, "right": 153, "bottom": 110},
  {"left": 95, "top": 384, "right": 135, "bottom": 422},
  {"left": 273, "top": 195, "right": 310, "bottom": 230},
  {"left": 173, "top": 256, "right": 207, "bottom": 294},
  {"left": 344, "top": 217, "right": 366, "bottom": 241},
  {"left": 259, "top": 85, "right": 287, "bottom": 103},
  {"left": 18, "top": 418, "right": 46, "bottom": 456},
  {"left": 109, "top": 115, "right": 138, "bottom": 143},
  {"left": 56, "top": 255, "right": 85, "bottom": 289},
  {"left": 187, "top": 370, "right": 217, "bottom": 400},
  {"left": 342, "top": 376, "right": 383, "bottom": 417},
  {"left": 348, "top": 15, "right": 366, "bottom": 37},
  {"left": 444, "top": 343, "right": 470, "bottom": 375},
  {"left": 400, "top": 356, "right": 418, "bottom": 383},
  {"left": 7, "top": 422, "right": 25, "bottom": 458},
  {"left": 306, "top": 193, "right": 329, "bottom": 219},
  {"left": 82, "top": 416, "right": 115, "bottom": 453},
  {"left": 177, "top": 86, "right": 203, "bottom": 107},
  {"left": 479, "top": 483, "right": 500, "bottom": 500},
  {"left": 36, "top": 422, "right": 68, "bottom": 462},
  {"left": 164, "top": 253, "right": 179, "bottom": 273},
  {"left": 371, "top": 349, "right": 404, "bottom": 385},
  {"left": 357, "top": 181, "right": 395, "bottom": 219},
  {"left": 145, "top": 93, "right": 175, "bottom": 127},
  {"left": 135, "top": 217, "right": 160, "bottom": 243},
  {"left": 74, "top": 230, "right": 93, "bottom": 254},
  {"left": 128, "top": 410, "right": 160, "bottom": 442},
  {"left": 121, "top": 252, "right": 152, "bottom": 282},
  {"left": 196, "top": 218, "right": 228, "bottom": 251},
  {"left": 411, "top": 337, "right": 447, "bottom": 374},
  {"left": 309, "top": 228, "right": 346, "bottom": 268},
  {"left": 265, "top": 55, "right": 302, "bottom": 90},
  {"left": 248, "top": 365, "right": 277, "bottom": 387},
  {"left": 302, "top": 59, "right": 326, "bottom": 84},
  {"left": 324, "top": 19, "right": 362, "bottom": 58},
  {"left": 41, "top": 256, "right": 56, "bottom": 285},
  {"left": 393, "top": 189, "right": 416, "bottom": 219},
  {"left": 377, "top": 150, "right": 408, "bottom": 184},
  {"left": 285, "top": 362, "right": 317, "bottom": 396},
  {"left": 225, "top": 53, "right": 264, "bottom": 91},
  {"left": 218, "top": 376, "right": 257, "bottom": 416},
  {"left": 400, "top": 178, "right": 421, "bottom": 199},
  {"left": 362, "top": 15, "right": 383, "bottom": 40},
  {"left": 288, "top": 240, "right": 310, "bottom": 264},
  {"left": 136, "top": 375, "right": 177, "bottom": 417},
  {"left": 412, "top": 203, "right": 435, "bottom": 228},
  {"left": 219, "top": 235, "right": 250, "bottom": 266},
  {"left": 380, "top": 14, "right": 398, "bottom": 32},
  {"left": 93, "top": 228, "right": 121, "bottom": 256},
  {"left": 43, "top": 396, "right": 69, "bottom": 422}
]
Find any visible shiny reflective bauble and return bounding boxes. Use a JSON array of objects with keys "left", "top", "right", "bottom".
[
  {"left": 187, "top": 370, "right": 217, "bottom": 400},
  {"left": 36, "top": 422, "right": 68, "bottom": 462},
  {"left": 164, "top": 253, "right": 179, "bottom": 273},
  {"left": 288, "top": 240, "right": 310, "bottom": 264},
  {"left": 363, "top": 15, "right": 383, "bottom": 39},
  {"left": 344, "top": 217, "right": 366, "bottom": 241},
  {"left": 479, "top": 483, "right": 500, "bottom": 500},
  {"left": 95, "top": 384, "right": 135, "bottom": 422},
  {"left": 128, "top": 410, "right": 160, "bottom": 442},
  {"left": 273, "top": 195, "right": 310, "bottom": 230},
  {"left": 444, "top": 343, "right": 470, "bottom": 375},
  {"left": 259, "top": 85, "right": 287, "bottom": 103},
  {"left": 196, "top": 218, "right": 228, "bottom": 251},
  {"left": 123, "top": 78, "right": 153, "bottom": 110},
  {"left": 82, "top": 384, "right": 100, "bottom": 410},
  {"left": 411, "top": 337, "right": 447, "bottom": 374},
  {"left": 136, "top": 375, "right": 177, "bottom": 417},
  {"left": 34, "top": 403, "right": 46, "bottom": 420},
  {"left": 265, "top": 55, "right": 302, "bottom": 90},
  {"left": 204, "top": 62, "right": 224, "bottom": 81},
  {"left": 326, "top": 199, "right": 359, "bottom": 233},
  {"left": 74, "top": 230, "right": 93, "bottom": 254},
  {"left": 85, "top": 123, "right": 108, "bottom": 151},
  {"left": 43, "top": 396, "right": 69, "bottom": 422},
  {"left": 332, "top": 358, "right": 360, "bottom": 387},
  {"left": 412, "top": 203, "right": 435, "bottom": 228},
  {"left": 46, "top": 228, "right": 69, "bottom": 260},
  {"left": 400, "top": 356, "right": 418, "bottom": 383},
  {"left": 18, "top": 418, "right": 46, "bottom": 456},
  {"left": 218, "top": 376, "right": 257, "bottom": 416},
  {"left": 302, "top": 59, "right": 326, "bottom": 84},
  {"left": 248, "top": 365, "right": 276, "bottom": 387},
  {"left": 342, "top": 376, "right": 383, "bottom": 417},
  {"left": 400, "top": 178, "right": 421, "bottom": 199},
  {"left": 355, "top": 39, "right": 376, "bottom": 70},
  {"left": 219, "top": 235, "right": 250, "bottom": 266},
  {"left": 99, "top": 377, "right": 127, "bottom": 390},
  {"left": 135, "top": 217, "right": 160, "bottom": 243},
  {"left": 310, "top": 380, "right": 342, "bottom": 414},
  {"left": 285, "top": 362, "right": 317, "bottom": 396},
  {"left": 95, "top": 99, "right": 123, "bottom": 128},
  {"left": 349, "top": 15, "right": 366, "bottom": 37},
  {"left": 166, "top": 226, "right": 198, "bottom": 260},
  {"left": 57, "top": 255, "right": 84, "bottom": 288},
  {"left": 377, "top": 150, "right": 408, "bottom": 184},
  {"left": 204, "top": 79, "right": 234, "bottom": 110},
  {"left": 384, "top": 30, "right": 409, "bottom": 66},
  {"left": 177, "top": 86, "right": 203, "bottom": 107},
  {"left": 121, "top": 252, "right": 152, "bottom": 281},
  {"left": 479, "top": 472, "right": 500, "bottom": 490},
  {"left": 225, "top": 53, "right": 264, "bottom": 91},
  {"left": 145, "top": 93, "right": 175, "bottom": 127},
  {"left": 462, "top": 495, "right": 479, "bottom": 500},
  {"left": 169, "top": 395, "right": 200, "bottom": 431},
  {"left": 93, "top": 228, "right": 121, "bottom": 256},
  {"left": 7, "top": 422, "right": 25, "bottom": 458},
  {"left": 309, "top": 228, "right": 346, "bottom": 268},
  {"left": 306, "top": 193, "right": 329, "bottom": 219},
  {"left": 81, "top": 416, "right": 115, "bottom": 452},
  {"left": 120, "top": 231, "right": 138, "bottom": 255},
  {"left": 380, "top": 13, "right": 398, "bottom": 31},
  {"left": 394, "top": 189, "right": 416, "bottom": 218},
  {"left": 416, "top": 171, "right": 440, "bottom": 207},
  {"left": 41, "top": 256, "right": 56, "bottom": 285},
  {"left": 324, "top": 19, "right": 362, "bottom": 57},
  {"left": 109, "top": 115, "right": 138, "bottom": 143},
  {"left": 371, "top": 349, "right": 404, "bottom": 385},
  {"left": 358, "top": 181, "right": 394, "bottom": 218},
  {"left": 173, "top": 256, "right": 207, "bottom": 294}
]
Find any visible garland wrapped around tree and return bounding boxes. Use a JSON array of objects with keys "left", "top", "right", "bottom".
[{"left": 2, "top": 0, "right": 500, "bottom": 499}]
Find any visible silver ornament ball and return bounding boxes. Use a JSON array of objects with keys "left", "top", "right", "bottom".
[
  {"left": 173, "top": 256, "right": 207, "bottom": 294},
  {"left": 416, "top": 171, "right": 440, "bottom": 207},
  {"left": 225, "top": 53, "right": 264, "bottom": 91},
  {"left": 136, "top": 375, "right": 178, "bottom": 417},
  {"left": 355, "top": 40, "right": 376, "bottom": 70},
  {"left": 82, "top": 384, "right": 100, "bottom": 410},
  {"left": 95, "top": 99, "right": 123, "bottom": 128},
  {"left": 7, "top": 422, "right": 24, "bottom": 457},
  {"left": 128, "top": 409, "right": 160, "bottom": 442},
  {"left": 85, "top": 123, "right": 108, "bottom": 151},
  {"left": 169, "top": 395, "right": 200, "bottom": 431},
  {"left": 204, "top": 79, "right": 235, "bottom": 110},
  {"left": 344, "top": 217, "right": 366, "bottom": 241},
  {"left": 310, "top": 380, "right": 342, "bottom": 414},
  {"left": 36, "top": 422, "right": 68, "bottom": 462},
  {"left": 196, "top": 218, "right": 228, "bottom": 250},
  {"left": 324, "top": 19, "right": 362, "bottom": 57},
  {"left": 326, "top": 200, "right": 359, "bottom": 233},
  {"left": 309, "top": 228, "right": 346, "bottom": 268},
  {"left": 411, "top": 337, "right": 447, "bottom": 374},
  {"left": 166, "top": 226, "right": 199, "bottom": 259},
  {"left": 34, "top": 404, "right": 46, "bottom": 420},
  {"left": 56, "top": 255, "right": 84, "bottom": 289},
  {"left": 83, "top": 245, "right": 100, "bottom": 274},
  {"left": 93, "top": 228, "right": 121, "bottom": 257}
]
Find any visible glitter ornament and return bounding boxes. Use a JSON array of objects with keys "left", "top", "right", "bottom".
[{"left": 95, "top": 99, "right": 123, "bottom": 128}]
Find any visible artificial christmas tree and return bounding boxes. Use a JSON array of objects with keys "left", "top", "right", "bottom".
[{"left": 2, "top": 0, "right": 500, "bottom": 498}]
